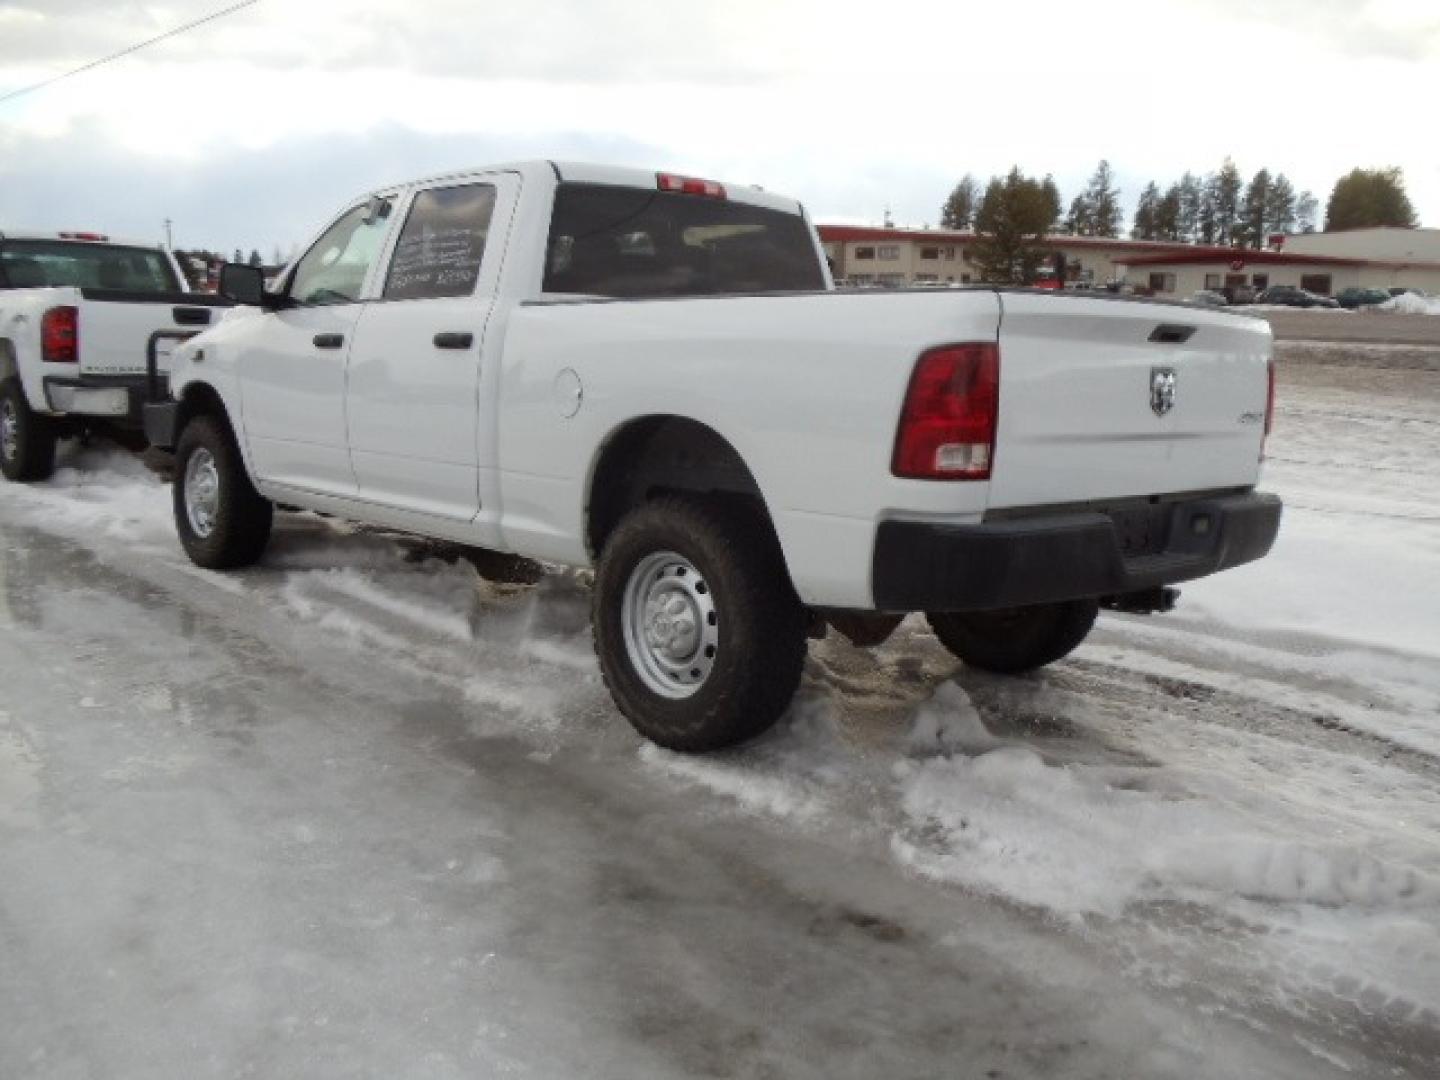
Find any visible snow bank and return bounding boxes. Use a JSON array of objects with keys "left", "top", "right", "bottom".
[
  {"left": 889, "top": 681, "right": 1440, "bottom": 1013},
  {"left": 893, "top": 683, "right": 1439, "bottom": 916},
  {"left": 1376, "top": 292, "right": 1440, "bottom": 315},
  {"left": 4, "top": 445, "right": 171, "bottom": 547}
]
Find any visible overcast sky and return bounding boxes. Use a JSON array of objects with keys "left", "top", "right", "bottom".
[{"left": 1, "top": 0, "right": 1437, "bottom": 255}]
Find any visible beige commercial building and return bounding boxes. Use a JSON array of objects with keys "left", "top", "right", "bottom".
[
  {"left": 1118, "top": 226, "right": 1440, "bottom": 298},
  {"left": 819, "top": 224, "right": 1440, "bottom": 298},
  {"left": 1117, "top": 245, "right": 1440, "bottom": 299},
  {"left": 817, "top": 226, "right": 1195, "bottom": 288}
]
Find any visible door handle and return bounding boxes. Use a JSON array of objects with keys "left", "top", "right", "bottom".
[
  {"left": 313, "top": 333, "right": 344, "bottom": 349},
  {"left": 433, "top": 332, "right": 474, "bottom": 350}
]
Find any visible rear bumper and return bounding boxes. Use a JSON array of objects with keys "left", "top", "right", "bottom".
[
  {"left": 871, "top": 491, "right": 1282, "bottom": 612},
  {"left": 43, "top": 374, "right": 153, "bottom": 427}
]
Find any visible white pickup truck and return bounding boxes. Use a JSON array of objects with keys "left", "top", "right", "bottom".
[
  {"left": 0, "top": 230, "right": 230, "bottom": 480},
  {"left": 147, "top": 162, "right": 1281, "bottom": 751}
]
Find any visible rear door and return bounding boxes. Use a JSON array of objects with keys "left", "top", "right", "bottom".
[
  {"left": 238, "top": 196, "right": 398, "bottom": 495},
  {"left": 987, "top": 292, "right": 1271, "bottom": 509},
  {"left": 343, "top": 173, "right": 516, "bottom": 520}
]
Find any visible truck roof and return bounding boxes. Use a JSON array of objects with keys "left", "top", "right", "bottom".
[
  {"left": 372, "top": 160, "right": 807, "bottom": 216},
  {"left": 0, "top": 229, "right": 166, "bottom": 250}
]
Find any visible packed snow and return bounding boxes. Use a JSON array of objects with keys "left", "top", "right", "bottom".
[
  {"left": 3, "top": 346, "right": 1439, "bottom": 1076},
  {"left": 1378, "top": 292, "right": 1440, "bottom": 315}
]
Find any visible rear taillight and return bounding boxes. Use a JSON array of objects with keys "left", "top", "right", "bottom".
[
  {"left": 892, "top": 342, "right": 999, "bottom": 480},
  {"left": 41, "top": 305, "right": 79, "bottom": 363},
  {"left": 657, "top": 172, "right": 726, "bottom": 199}
]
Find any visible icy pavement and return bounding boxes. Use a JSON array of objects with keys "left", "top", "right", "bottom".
[{"left": 2, "top": 351, "right": 1439, "bottom": 1078}]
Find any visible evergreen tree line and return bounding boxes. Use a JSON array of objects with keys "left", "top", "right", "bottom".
[{"left": 940, "top": 162, "right": 1418, "bottom": 251}]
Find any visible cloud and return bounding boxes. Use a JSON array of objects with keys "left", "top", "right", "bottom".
[
  {"left": 0, "top": 0, "right": 1435, "bottom": 237},
  {"left": 1185, "top": 0, "right": 1440, "bottom": 62},
  {"left": 0, "top": 121, "right": 670, "bottom": 254},
  {"left": 0, "top": 0, "right": 815, "bottom": 83}
]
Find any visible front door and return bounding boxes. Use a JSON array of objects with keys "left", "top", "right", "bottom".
[
  {"left": 345, "top": 177, "right": 514, "bottom": 520},
  {"left": 238, "top": 197, "right": 396, "bottom": 494}
]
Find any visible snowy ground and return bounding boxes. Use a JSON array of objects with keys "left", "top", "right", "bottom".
[{"left": 2, "top": 350, "right": 1439, "bottom": 1078}]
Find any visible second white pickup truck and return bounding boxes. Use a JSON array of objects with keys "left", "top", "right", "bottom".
[
  {"left": 147, "top": 162, "right": 1281, "bottom": 751},
  {"left": 0, "top": 230, "right": 230, "bottom": 480}
]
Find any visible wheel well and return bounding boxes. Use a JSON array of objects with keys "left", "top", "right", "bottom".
[
  {"left": 176, "top": 383, "right": 231, "bottom": 439},
  {"left": 586, "top": 416, "right": 772, "bottom": 558},
  {"left": 0, "top": 340, "right": 17, "bottom": 384}
]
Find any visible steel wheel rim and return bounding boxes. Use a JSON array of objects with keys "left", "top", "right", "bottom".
[
  {"left": 620, "top": 550, "right": 719, "bottom": 699},
  {"left": 183, "top": 448, "right": 221, "bottom": 538},
  {"left": 0, "top": 398, "right": 17, "bottom": 463}
]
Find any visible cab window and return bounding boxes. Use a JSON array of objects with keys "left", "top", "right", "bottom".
[
  {"left": 290, "top": 198, "right": 394, "bottom": 306},
  {"left": 383, "top": 184, "right": 496, "bottom": 301}
]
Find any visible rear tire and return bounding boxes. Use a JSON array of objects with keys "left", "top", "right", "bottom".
[
  {"left": 927, "top": 599, "right": 1099, "bottom": 674},
  {"left": 592, "top": 496, "right": 807, "bottom": 752},
  {"left": 173, "top": 414, "right": 272, "bottom": 569},
  {"left": 0, "top": 379, "right": 58, "bottom": 482}
]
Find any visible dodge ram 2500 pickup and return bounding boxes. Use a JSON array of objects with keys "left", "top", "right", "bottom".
[
  {"left": 146, "top": 162, "right": 1281, "bottom": 751},
  {"left": 0, "top": 230, "right": 230, "bottom": 480}
]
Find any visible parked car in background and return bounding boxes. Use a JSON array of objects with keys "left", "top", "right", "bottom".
[
  {"left": 1189, "top": 289, "right": 1228, "bottom": 307},
  {"left": 1336, "top": 287, "right": 1393, "bottom": 309},
  {"left": 147, "top": 160, "right": 1281, "bottom": 753},
  {"left": 0, "top": 229, "right": 230, "bottom": 479},
  {"left": 1218, "top": 284, "right": 1257, "bottom": 305},
  {"left": 1254, "top": 285, "right": 1340, "bottom": 309}
]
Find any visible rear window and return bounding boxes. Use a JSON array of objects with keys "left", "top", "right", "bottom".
[
  {"left": 0, "top": 240, "right": 182, "bottom": 293},
  {"left": 543, "top": 183, "right": 825, "bottom": 298}
]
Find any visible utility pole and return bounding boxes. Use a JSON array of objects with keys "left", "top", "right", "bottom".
[{"left": 163, "top": 218, "right": 173, "bottom": 250}]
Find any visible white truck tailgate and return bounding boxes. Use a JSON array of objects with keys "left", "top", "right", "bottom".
[{"left": 988, "top": 292, "right": 1271, "bottom": 509}]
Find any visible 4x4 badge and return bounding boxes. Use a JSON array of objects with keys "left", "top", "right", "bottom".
[{"left": 1151, "top": 367, "right": 1177, "bottom": 417}]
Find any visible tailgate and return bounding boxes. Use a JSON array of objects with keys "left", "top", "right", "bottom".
[
  {"left": 988, "top": 292, "right": 1271, "bottom": 509},
  {"left": 76, "top": 291, "right": 225, "bottom": 378}
]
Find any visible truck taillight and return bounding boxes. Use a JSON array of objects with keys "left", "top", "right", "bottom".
[
  {"left": 41, "top": 305, "right": 79, "bottom": 363},
  {"left": 656, "top": 172, "right": 726, "bottom": 199},
  {"left": 892, "top": 342, "right": 999, "bottom": 480}
]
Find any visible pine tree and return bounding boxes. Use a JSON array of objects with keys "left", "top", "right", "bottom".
[
  {"left": 940, "top": 175, "right": 979, "bottom": 230},
  {"left": 1064, "top": 194, "right": 1089, "bottom": 235},
  {"left": 233, "top": 248, "right": 244, "bottom": 264},
  {"left": 1210, "top": 158, "right": 1244, "bottom": 245},
  {"left": 1265, "top": 174, "right": 1297, "bottom": 237},
  {"left": 1156, "top": 185, "right": 1184, "bottom": 241},
  {"left": 1131, "top": 182, "right": 1161, "bottom": 240},
  {"left": 1325, "top": 167, "right": 1419, "bottom": 230},
  {"left": 1080, "top": 160, "right": 1123, "bottom": 238},
  {"left": 1041, "top": 175, "right": 1062, "bottom": 232},
  {"left": 1197, "top": 179, "right": 1218, "bottom": 245},
  {"left": 1241, "top": 168, "right": 1272, "bottom": 249},
  {"left": 972, "top": 167, "right": 1060, "bottom": 284},
  {"left": 1296, "top": 190, "right": 1319, "bottom": 233},
  {"left": 1176, "top": 173, "right": 1203, "bottom": 243}
]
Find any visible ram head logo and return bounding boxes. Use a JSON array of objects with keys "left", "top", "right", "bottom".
[{"left": 1150, "top": 367, "right": 1177, "bottom": 417}]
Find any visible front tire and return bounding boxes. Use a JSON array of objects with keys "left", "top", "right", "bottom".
[
  {"left": 592, "top": 496, "right": 807, "bottom": 752},
  {"left": 0, "top": 379, "right": 58, "bottom": 482},
  {"left": 173, "top": 414, "right": 272, "bottom": 568},
  {"left": 927, "top": 599, "right": 1099, "bottom": 674}
]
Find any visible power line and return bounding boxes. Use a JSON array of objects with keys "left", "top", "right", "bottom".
[{"left": 0, "top": 0, "right": 263, "bottom": 107}]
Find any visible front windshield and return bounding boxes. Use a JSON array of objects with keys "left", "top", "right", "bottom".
[{"left": 0, "top": 240, "right": 182, "bottom": 293}]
